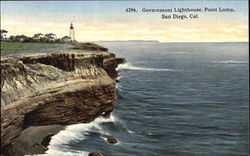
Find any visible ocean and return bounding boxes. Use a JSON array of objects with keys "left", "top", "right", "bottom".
[{"left": 39, "top": 42, "right": 249, "bottom": 156}]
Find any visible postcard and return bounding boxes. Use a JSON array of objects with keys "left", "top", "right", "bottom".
[{"left": 0, "top": 1, "right": 248, "bottom": 156}]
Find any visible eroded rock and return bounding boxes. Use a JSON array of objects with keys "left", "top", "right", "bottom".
[
  {"left": 1, "top": 46, "right": 125, "bottom": 152},
  {"left": 88, "top": 152, "right": 104, "bottom": 156},
  {"left": 106, "top": 136, "right": 118, "bottom": 144},
  {"left": 73, "top": 43, "right": 108, "bottom": 52},
  {"left": 41, "top": 134, "right": 54, "bottom": 148}
]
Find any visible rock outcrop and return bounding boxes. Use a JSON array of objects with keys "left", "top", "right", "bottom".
[
  {"left": 106, "top": 136, "right": 118, "bottom": 144},
  {"left": 0, "top": 46, "right": 125, "bottom": 152},
  {"left": 73, "top": 43, "right": 108, "bottom": 52},
  {"left": 88, "top": 152, "right": 104, "bottom": 156}
]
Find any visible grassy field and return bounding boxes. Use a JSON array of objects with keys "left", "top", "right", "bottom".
[{"left": 0, "top": 42, "right": 72, "bottom": 56}]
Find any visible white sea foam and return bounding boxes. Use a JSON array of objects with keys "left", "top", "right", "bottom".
[
  {"left": 127, "top": 130, "right": 136, "bottom": 134},
  {"left": 100, "top": 136, "right": 120, "bottom": 145},
  {"left": 118, "top": 63, "right": 178, "bottom": 72},
  {"left": 100, "top": 136, "right": 106, "bottom": 141},
  {"left": 213, "top": 60, "right": 248, "bottom": 64},
  {"left": 168, "top": 51, "right": 190, "bottom": 54},
  {"left": 116, "top": 75, "right": 123, "bottom": 80},
  {"left": 116, "top": 83, "right": 124, "bottom": 91},
  {"left": 32, "top": 114, "right": 119, "bottom": 156},
  {"left": 29, "top": 149, "right": 89, "bottom": 156}
]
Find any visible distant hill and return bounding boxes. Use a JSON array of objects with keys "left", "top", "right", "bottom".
[{"left": 95, "top": 40, "right": 160, "bottom": 43}]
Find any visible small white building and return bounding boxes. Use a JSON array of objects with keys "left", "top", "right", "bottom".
[
  {"left": 20, "top": 37, "right": 25, "bottom": 42},
  {"left": 44, "top": 33, "right": 57, "bottom": 42},
  {"left": 1, "top": 29, "right": 8, "bottom": 40},
  {"left": 62, "top": 36, "right": 71, "bottom": 43},
  {"left": 47, "top": 37, "right": 56, "bottom": 42},
  {"left": 19, "top": 35, "right": 27, "bottom": 42}
]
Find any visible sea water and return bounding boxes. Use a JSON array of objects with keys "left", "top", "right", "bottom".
[{"left": 38, "top": 42, "right": 249, "bottom": 156}]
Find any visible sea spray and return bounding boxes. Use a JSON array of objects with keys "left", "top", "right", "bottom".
[
  {"left": 118, "top": 63, "right": 179, "bottom": 72},
  {"left": 33, "top": 114, "right": 119, "bottom": 156},
  {"left": 30, "top": 149, "right": 89, "bottom": 156},
  {"left": 212, "top": 60, "right": 248, "bottom": 64}
]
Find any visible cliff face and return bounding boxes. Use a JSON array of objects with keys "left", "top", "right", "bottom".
[{"left": 1, "top": 49, "right": 125, "bottom": 151}]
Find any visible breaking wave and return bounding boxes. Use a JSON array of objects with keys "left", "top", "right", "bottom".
[
  {"left": 29, "top": 149, "right": 89, "bottom": 156},
  {"left": 213, "top": 60, "right": 248, "bottom": 64},
  {"left": 168, "top": 51, "right": 190, "bottom": 54},
  {"left": 118, "top": 63, "right": 178, "bottom": 72},
  {"left": 116, "top": 83, "right": 124, "bottom": 91},
  {"left": 116, "top": 75, "right": 123, "bottom": 80},
  {"left": 31, "top": 114, "right": 119, "bottom": 156}
]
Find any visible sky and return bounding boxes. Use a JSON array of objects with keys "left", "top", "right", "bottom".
[{"left": 0, "top": 1, "right": 248, "bottom": 42}]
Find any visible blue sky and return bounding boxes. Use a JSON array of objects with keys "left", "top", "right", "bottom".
[{"left": 1, "top": 1, "right": 248, "bottom": 42}]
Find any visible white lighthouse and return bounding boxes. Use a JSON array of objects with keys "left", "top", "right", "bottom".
[{"left": 69, "top": 23, "right": 75, "bottom": 42}]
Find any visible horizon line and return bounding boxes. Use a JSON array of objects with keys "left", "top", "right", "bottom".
[{"left": 83, "top": 40, "right": 249, "bottom": 43}]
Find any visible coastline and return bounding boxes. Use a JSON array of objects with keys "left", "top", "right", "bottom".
[{"left": 0, "top": 43, "right": 125, "bottom": 155}]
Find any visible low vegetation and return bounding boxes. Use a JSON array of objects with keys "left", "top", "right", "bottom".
[
  {"left": 0, "top": 42, "right": 71, "bottom": 56},
  {"left": 9, "top": 35, "right": 62, "bottom": 43}
]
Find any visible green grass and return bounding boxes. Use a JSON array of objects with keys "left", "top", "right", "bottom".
[{"left": 0, "top": 42, "right": 72, "bottom": 56}]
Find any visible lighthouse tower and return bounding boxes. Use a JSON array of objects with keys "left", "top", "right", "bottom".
[{"left": 69, "top": 23, "right": 75, "bottom": 42}]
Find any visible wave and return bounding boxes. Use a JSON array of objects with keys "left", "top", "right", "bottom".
[
  {"left": 116, "top": 83, "right": 124, "bottom": 91},
  {"left": 168, "top": 51, "right": 190, "bottom": 54},
  {"left": 127, "top": 130, "right": 136, "bottom": 134},
  {"left": 29, "top": 149, "right": 89, "bottom": 156},
  {"left": 116, "top": 75, "right": 123, "bottom": 80},
  {"left": 213, "top": 60, "right": 248, "bottom": 64},
  {"left": 31, "top": 114, "right": 119, "bottom": 156},
  {"left": 118, "top": 63, "right": 178, "bottom": 72}
]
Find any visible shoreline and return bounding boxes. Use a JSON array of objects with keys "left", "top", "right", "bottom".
[{"left": 0, "top": 43, "right": 125, "bottom": 155}]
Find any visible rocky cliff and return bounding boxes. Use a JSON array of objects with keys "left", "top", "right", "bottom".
[{"left": 0, "top": 45, "right": 125, "bottom": 152}]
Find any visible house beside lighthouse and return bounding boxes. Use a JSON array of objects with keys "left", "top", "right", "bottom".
[{"left": 62, "top": 36, "right": 71, "bottom": 43}]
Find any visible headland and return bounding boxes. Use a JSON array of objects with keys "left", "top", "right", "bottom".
[{"left": 0, "top": 43, "right": 125, "bottom": 154}]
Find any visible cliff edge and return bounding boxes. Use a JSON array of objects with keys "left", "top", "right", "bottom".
[{"left": 0, "top": 43, "right": 125, "bottom": 151}]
